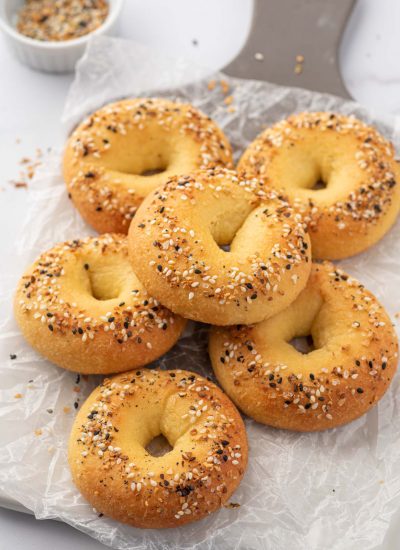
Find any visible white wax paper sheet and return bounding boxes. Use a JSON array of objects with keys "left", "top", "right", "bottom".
[{"left": 1, "top": 35, "right": 400, "bottom": 550}]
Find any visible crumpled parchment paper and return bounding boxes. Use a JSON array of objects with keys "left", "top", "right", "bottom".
[{"left": 1, "top": 35, "right": 400, "bottom": 550}]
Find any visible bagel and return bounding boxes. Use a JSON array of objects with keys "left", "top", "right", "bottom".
[
  {"left": 68, "top": 368, "right": 248, "bottom": 528},
  {"left": 63, "top": 98, "right": 233, "bottom": 234},
  {"left": 128, "top": 168, "right": 311, "bottom": 326},
  {"left": 238, "top": 112, "right": 400, "bottom": 260},
  {"left": 14, "top": 234, "right": 186, "bottom": 374},
  {"left": 209, "top": 262, "right": 398, "bottom": 431}
]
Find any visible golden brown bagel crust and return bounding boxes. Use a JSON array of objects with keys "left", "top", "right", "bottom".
[
  {"left": 209, "top": 262, "right": 398, "bottom": 431},
  {"left": 63, "top": 98, "right": 233, "bottom": 234},
  {"left": 238, "top": 112, "right": 400, "bottom": 260},
  {"left": 128, "top": 168, "right": 311, "bottom": 325},
  {"left": 68, "top": 369, "right": 248, "bottom": 528},
  {"left": 14, "top": 234, "right": 186, "bottom": 374}
]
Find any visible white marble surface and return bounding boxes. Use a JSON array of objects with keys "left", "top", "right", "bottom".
[
  {"left": 340, "top": 0, "right": 400, "bottom": 116},
  {"left": 1, "top": 0, "right": 400, "bottom": 548}
]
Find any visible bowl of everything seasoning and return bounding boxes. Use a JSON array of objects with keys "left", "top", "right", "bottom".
[{"left": 0, "top": 0, "right": 124, "bottom": 72}]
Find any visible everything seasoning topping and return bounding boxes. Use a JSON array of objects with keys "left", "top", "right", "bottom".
[
  {"left": 241, "top": 112, "right": 398, "bottom": 231},
  {"left": 16, "top": 234, "right": 174, "bottom": 344},
  {"left": 66, "top": 98, "right": 233, "bottom": 227},
  {"left": 136, "top": 168, "right": 310, "bottom": 307},
  {"left": 213, "top": 263, "right": 398, "bottom": 423},
  {"left": 16, "top": 0, "right": 109, "bottom": 42},
  {"left": 75, "top": 370, "right": 245, "bottom": 520}
]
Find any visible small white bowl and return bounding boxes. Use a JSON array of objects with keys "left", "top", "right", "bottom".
[{"left": 0, "top": 0, "right": 124, "bottom": 73}]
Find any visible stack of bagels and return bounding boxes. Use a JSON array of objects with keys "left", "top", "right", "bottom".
[{"left": 14, "top": 98, "right": 399, "bottom": 529}]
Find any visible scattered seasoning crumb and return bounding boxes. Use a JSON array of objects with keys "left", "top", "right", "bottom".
[
  {"left": 220, "top": 79, "right": 230, "bottom": 95},
  {"left": 47, "top": 408, "right": 53, "bottom": 414},
  {"left": 16, "top": 0, "right": 109, "bottom": 42},
  {"left": 14, "top": 393, "right": 23, "bottom": 399},
  {"left": 224, "top": 95, "right": 234, "bottom": 106},
  {"left": 34, "top": 428, "right": 43, "bottom": 436},
  {"left": 294, "top": 54, "right": 304, "bottom": 75},
  {"left": 73, "top": 385, "right": 81, "bottom": 393},
  {"left": 10, "top": 148, "right": 43, "bottom": 188},
  {"left": 192, "top": 39, "right": 198, "bottom": 46},
  {"left": 63, "top": 406, "right": 71, "bottom": 414},
  {"left": 16, "top": 138, "right": 21, "bottom": 144},
  {"left": 254, "top": 52, "right": 264, "bottom": 61},
  {"left": 224, "top": 502, "right": 240, "bottom": 509},
  {"left": 207, "top": 79, "right": 231, "bottom": 100},
  {"left": 294, "top": 64, "right": 303, "bottom": 75},
  {"left": 10, "top": 354, "right": 17, "bottom": 360}
]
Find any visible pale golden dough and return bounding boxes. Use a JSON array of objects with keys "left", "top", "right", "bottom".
[
  {"left": 128, "top": 168, "right": 311, "bottom": 326},
  {"left": 14, "top": 234, "right": 186, "bottom": 374},
  {"left": 63, "top": 98, "right": 233, "bottom": 234},
  {"left": 209, "top": 262, "right": 398, "bottom": 431},
  {"left": 238, "top": 112, "right": 400, "bottom": 260},
  {"left": 68, "top": 369, "right": 248, "bottom": 528}
]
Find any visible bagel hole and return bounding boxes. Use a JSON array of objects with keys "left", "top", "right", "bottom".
[
  {"left": 210, "top": 207, "right": 250, "bottom": 248},
  {"left": 145, "top": 434, "right": 173, "bottom": 457},
  {"left": 289, "top": 334, "right": 315, "bottom": 354},
  {"left": 311, "top": 179, "right": 327, "bottom": 191},
  {"left": 141, "top": 167, "right": 167, "bottom": 177},
  {"left": 87, "top": 269, "right": 120, "bottom": 301}
]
